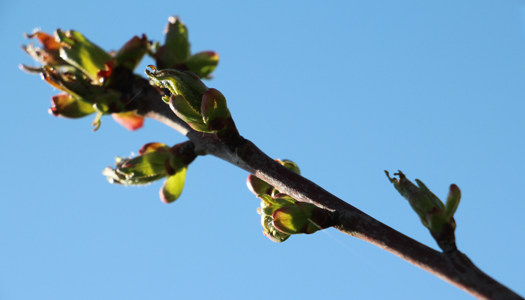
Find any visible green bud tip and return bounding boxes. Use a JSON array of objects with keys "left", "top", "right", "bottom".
[{"left": 445, "top": 184, "right": 461, "bottom": 221}]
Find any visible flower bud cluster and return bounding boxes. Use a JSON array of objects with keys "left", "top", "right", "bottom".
[
  {"left": 103, "top": 141, "right": 196, "bottom": 204},
  {"left": 21, "top": 29, "right": 148, "bottom": 130},
  {"left": 247, "top": 159, "right": 333, "bottom": 243},
  {"left": 21, "top": 16, "right": 220, "bottom": 131}
]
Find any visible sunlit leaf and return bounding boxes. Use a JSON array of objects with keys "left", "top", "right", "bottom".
[
  {"left": 185, "top": 51, "right": 219, "bottom": 79},
  {"left": 160, "top": 167, "right": 187, "bottom": 203},
  {"left": 49, "top": 93, "right": 96, "bottom": 118}
]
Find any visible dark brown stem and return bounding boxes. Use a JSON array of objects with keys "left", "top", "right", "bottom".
[{"left": 121, "top": 75, "right": 523, "bottom": 300}]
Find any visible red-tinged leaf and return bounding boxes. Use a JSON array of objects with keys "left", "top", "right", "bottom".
[
  {"left": 138, "top": 142, "right": 170, "bottom": 155},
  {"left": 112, "top": 111, "right": 144, "bottom": 131},
  {"left": 115, "top": 34, "right": 149, "bottom": 71}
]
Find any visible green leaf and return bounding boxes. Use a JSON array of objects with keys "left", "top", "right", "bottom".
[
  {"left": 445, "top": 184, "right": 461, "bottom": 220},
  {"left": 56, "top": 29, "right": 112, "bottom": 82},
  {"left": 118, "top": 152, "right": 170, "bottom": 179},
  {"left": 145, "top": 66, "right": 208, "bottom": 113},
  {"left": 169, "top": 94, "right": 208, "bottom": 132},
  {"left": 185, "top": 51, "right": 219, "bottom": 79},
  {"left": 115, "top": 34, "right": 149, "bottom": 71},
  {"left": 271, "top": 202, "right": 323, "bottom": 235},
  {"left": 272, "top": 205, "right": 308, "bottom": 234},
  {"left": 201, "top": 88, "right": 230, "bottom": 131},
  {"left": 415, "top": 179, "right": 445, "bottom": 210},
  {"left": 49, "top": 93, "right": 96, "bottom": 118},
  {"left": 156, "top": 16, "right": 190, "bottom": 68},
  {"left": 407, "top": 191, "right": 437, "bottom": 227},
  {"left": 160, "top": 167, "right": 187, "bottom": 203}
]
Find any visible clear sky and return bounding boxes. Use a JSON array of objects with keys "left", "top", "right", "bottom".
[{"left": 1, "top": 1, "right": 524, "bottom": 299}]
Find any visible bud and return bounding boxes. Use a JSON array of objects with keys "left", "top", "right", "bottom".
[
  {"left": 145, "top": 65, "right": 235, "bottom": 133},
  {"left": 385, "top": 170, "right": 460, "bottom": 253},
  {"left": 272, "top": 201, "right": 332, "bottom": 235},
  {"left": 425, "top": 207, "right": 448, "bottom": 234},
  {"left": 255, "top": 193, "right": 332, "bottom": 242},
  {"left": 246, "top": 174, "right": 273, "bottom": 196},
  {"left": 407, "top": 191, "right": 441, "bottom": 229},
  {"left": 103, "top": 142, "right": 195, "bottom": 204},
  {"left": 145, "top": 65, "right": 208, "bottom": 113},
  {"left": 445, "top": 184, "right": 461, "bottom": 221},
  {"left": 201, "top": 88, "right": 231, "bottom": 132}
]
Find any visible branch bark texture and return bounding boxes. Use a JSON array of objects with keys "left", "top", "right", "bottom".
[{"left": 123, "top": 73, "right": 522, "bottom": 300}]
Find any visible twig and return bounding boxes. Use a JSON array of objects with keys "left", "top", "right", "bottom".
[{"left": 125, "top": 73, "right": 522, "bottom": 300}]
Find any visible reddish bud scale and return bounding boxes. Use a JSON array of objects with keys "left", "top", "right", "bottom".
[
  {"left": 139, "top": 142, "right": 170, "bottom": 155},
  {"left": 96, "top": 61, "right": 114, "bottom": 83},
  {"left": 25, "top": 31, "right": 62, "bottom": 50},
  {"left": 165, "top": 159, "right": 176, "bottom": 176}
]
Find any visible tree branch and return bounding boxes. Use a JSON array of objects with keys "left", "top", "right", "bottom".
[{"left": 123, "top": 72, "right": 522, "bottom": 300}]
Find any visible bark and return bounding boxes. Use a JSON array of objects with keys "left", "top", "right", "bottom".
[{"left": 120, "top": 71, "right": 523, "bottom": 300}]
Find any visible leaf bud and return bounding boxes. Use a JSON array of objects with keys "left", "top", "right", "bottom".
[
  {"left": 246, "top": 174, "right": 273, "bottom": 196},
  {"left": 445, "top": 184, "right": 461, "bottom": 221},
  {"left": 201, "top": 88, "right": 231, "bottom": 132}
]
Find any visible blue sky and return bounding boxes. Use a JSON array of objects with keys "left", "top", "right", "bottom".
[{"left": 1, "top": 1, "right": 524, "bottom": 299}]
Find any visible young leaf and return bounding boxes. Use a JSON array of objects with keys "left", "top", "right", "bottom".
[
  {"left": 185, "top": 51, "right": 219, "bottom": 79},
  {"left": 49, "top": 94, "right": 96, "bottom": 118},
  {"left": 445, "top": 184, "right": 461, "bottom": 221},
  {"left": 55, "top": 29, "right": 112, "bottom": 82},
  {"left": 160, "top": 167, "right": 187, "bottom": 204}
]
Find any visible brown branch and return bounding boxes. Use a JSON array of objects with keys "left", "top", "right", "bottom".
[{"left": 122, "top": 73, "right": 523, "bottom": 300}]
